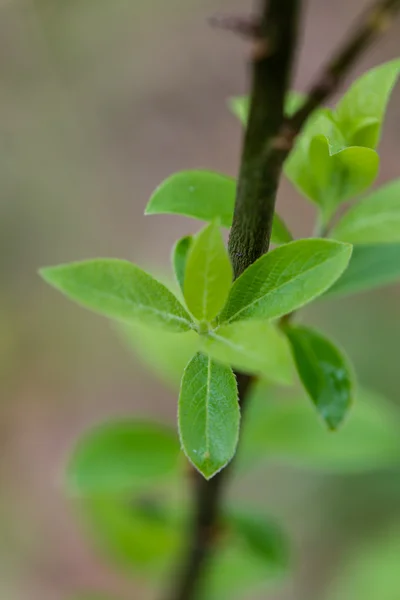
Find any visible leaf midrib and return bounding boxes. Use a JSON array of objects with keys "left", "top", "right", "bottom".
[
  {"left": 57, "top": 279, "right": 192, "bottom": 328},
  {"left": 225, "top": 249, "right": 346, "bottom": 323}
]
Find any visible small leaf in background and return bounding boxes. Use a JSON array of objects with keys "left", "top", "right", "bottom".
[
  {"left": 270, "top": 213, "right": 293, "bottom": 244},
  {"left": 78, "top": 495, "right": 183, "bottom": 575},
  {"left": 67, "top": 421, "right": 181, "bottom": 495},
  {"left": 178, "top": 353, "right": 239, "bottom": 479},
  {"left": 327, "top": 525, "right": 400, "bottom": 600},
  {"left": 40, "top": 259, "right": 193, "bottom": 332},
  {"left": 204, "top": 521, "right": 287, "bottom": 600},
  {"left": 331, "top": 178, "right": 400, "bottom": 244},
  {"left": 172, "top": 235, "right": 193, "bottom": 292},
  {"left": 284, "top": 325, "right": 354, "bottom": 429},
  {"left": 229, "top": 91, "right": 307, "bottom": 125},
  {"left": 238, "top": 383, "right": 400, "bottom": 472},
  {"left": 323, "top": 243, "right": 400, "bottom": 298},
  {"left": 203, "top": 321, "right": 293, "bottom": 385},
  {"left": 184, "top": 222, "right": 232, "bottom": 322},
  {"left": 220, "top": 239, "right": 352, "bottom": 324},
  {"left": 335, "top": 58, "right": 400, "bottom": 148},
  {"left": 117, "top": 323, "right": 199, "bottom": 388},
  {"left": 227, "top": 509, "right": 289, "bottom": 569},
  {"left": 145, "top": 170, "right": 236, "bottom": 228}
]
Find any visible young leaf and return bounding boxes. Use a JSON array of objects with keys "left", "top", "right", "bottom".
[
  {"left": 284, "top": 325, "right": 354, "bottom": 430},
  {"left": 323, "top": 243, "right": 400, "bottom": 298},
  {"left": 331, "top": 179, "right": 400, "bottom": 244},
  {"left": 202, "top": 321, "right": 293, "bottom": 384},
  {"left": 40, "top": 259, "right": 194, "bottom": 332},
  {"left": 172, "top": 235, "right": 193, "bottom": 291},
  {"left": 285, "top": 110, "right": 379, "bottom": 218},
  {"left": 335, "top": 58, "right": 400, "bottom": 148},
  {"left": 145, "top": 170, "right": 236, "bottom": 228},
  {"left": 238, "top": 383, "right": 400, "bottom": 472},
  {"left": 228, "top": 510, "right": 289, "bottom": 569},
  {"left": 117, "top": 323, "right": 199, "bottom": 388},
  {"left": 145, "top": 169, "right": 292, "bottom": 245},
  {"left": 67, "top": 421, "right": 181, "bottom": 495},
  {"left": 310, "top": 140, "right": 379, "bottom": 217},
  {"left": 285, "top": 110, "right": 344, "bottom": 201},
  {"left": 220, "top": 239, "right": 352, "bottom": 324},
  {"left": 184, "top": 222, "right": 232, "bottom": 322},
  {"left": 178, "top": 353, "right": 239, "bottom": 479}
]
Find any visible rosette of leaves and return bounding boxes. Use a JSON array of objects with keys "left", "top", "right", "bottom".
[{"left": 40, "top": 59, "right": 400, "bottom": 600}]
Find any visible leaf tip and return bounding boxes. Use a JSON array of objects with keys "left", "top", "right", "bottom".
[{"left": 38, "top": 265, "right": 58, "bottom": 285}]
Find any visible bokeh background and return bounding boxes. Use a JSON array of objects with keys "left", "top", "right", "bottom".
[{"left": 1, "top": 0, "right": 400, "bottom": 599}]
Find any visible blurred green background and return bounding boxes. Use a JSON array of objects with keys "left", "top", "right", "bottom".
[{"left": 1, "top": 0, "right": 400, "bottom": 599}]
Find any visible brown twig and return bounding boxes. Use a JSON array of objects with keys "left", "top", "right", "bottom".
[
  {"left": 165, "top": 3, "right": 301, "bottom": 600},
  {"left": 284, "top": 0, "right": 400, "bottom": 147},
  {"left": 228, "top": 0, "right": 301, "bottom": 279},
  {"left": 164, "top": 1, "right": 400, "bottom": 599}
]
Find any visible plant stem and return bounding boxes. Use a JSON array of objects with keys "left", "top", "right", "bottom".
[
  {"left": 165, "top": 1, "right": 400, "bottom": 599},
  {"left": 228, "top": 0, "right": 301, "bottom": 279},
  {"left": 282, "top": 0, "right": 400, "bottom": 150},
  {"left": 166, "top": 3, "right": 301, "bottom": 600}
]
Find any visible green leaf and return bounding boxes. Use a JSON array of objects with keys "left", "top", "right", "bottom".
[
  {"left": 145, "top": 170, "right": 236, "bottom": 228},
  {"left": 310, "top": 140, "right": 379, "bottom": 217},
  {"left": 67, "top": 421, "right": 181, "bottom": 495},
  {"left": 220, "top": 239, "right": 352, "bottom": 324},
  {"left": 327, "top": 525, "right": 400, "bottom": 600},
  {"left": 228, "top": 509, "right": 289, "bottom": 569},
  {"left": 335, "top": 58, "right": 400, "bottom": 148},
  {"left": 178, "top": 353, "right": 239, "bottom": 479},
  {"left": 331, "top": 179, "right": 400, "bottom": 244},
  {"left": 229, "top": 91, "right": 306, "bottom": 125},
  {"left": 323, "top": 243, "right": 400, "bottom": 298},
  {"left": 285, "top": 110, "right": 344, "bottom": 199},
  {"left": 238, "top": 383, "right": 400, "bottom": 472},
  {"left": 40, "top": 259, "right": 193, "bottom": 332},
  {"left": 205, "top": 524, "right": 286, "bottom": 600},
  {"left": 285, "top": 110, "right": 379, "bottom": 219},
  {"left": 202, "top": 321, "right": 293, "bottom": 385},
  {"left": 270, "top": 213, "right": 293, "bottom": 244},
  {"left": 117, "top": 323, "right": 199, "bottom": 388},
  {"left": 145, "top": 169, "right": 291, "bottom": 245},
  {"left": 172, "top": 235, "right": 193, "bottom": 292},
  {"left": 284, "top": 325, "right": 354, "bottom": 429},
  {"left": 228, "top": 96, "right": 249, "bottom": 126},
  {"left": 78, "top": 495, "right": 182, "bottom": 575},
  {"left": 184, "top": 222, "right": 232, "bottom": 322}
]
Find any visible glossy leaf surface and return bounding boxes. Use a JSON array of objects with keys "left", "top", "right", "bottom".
[{"left": 285, "top": 325, "right": 354, "bottom": 429}]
